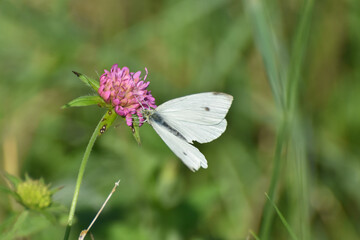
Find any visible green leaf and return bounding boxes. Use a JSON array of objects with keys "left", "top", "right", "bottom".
[
  {"left": 98, "top": 109, "right": 118, "bottom": 136},
  {"left": 1, "top": 211, "right": 29, "bottom": 240},
  {"left": 72, "top": 71, "right": 100, "bottom": 91},
  {"left": 0, "top": 212, "right": 18, "bottom": 234},
  {"left": 131, "top": 117, "right": 141, "bottom": 145},
  {"left": 62, "top": 95, "right": 105, "bottom": 109},
  {"left": 13, "top": 211, "right": 51, "bottom": 238}
]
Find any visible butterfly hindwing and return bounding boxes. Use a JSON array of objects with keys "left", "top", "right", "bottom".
[
  {"left": 155, "top": 92, "right": 233, "bottom": 143},
  {"left": 156, "top": 92, "right": 233, "bottom": 125},
  {"left": 149, "top": 118, "right": 208, "bottom": 171}
]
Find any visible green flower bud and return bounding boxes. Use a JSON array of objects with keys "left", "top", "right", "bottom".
[{"left": 16, "top": 179, "right": 52, "bottom": 210}]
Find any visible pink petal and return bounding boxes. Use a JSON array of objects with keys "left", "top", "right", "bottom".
[
  {"left": 111, "top": 64, "right": 119, "bottom": 72},
  {"left": 102, "top": 91, "right": 111, "bottom": 100},
  {"left": 143, "top": 67, "right": 148, "bottom": 81},
  {"left": 125, "top": 114, "right": 133, "bottom": 126},
  {"left": 133, "top": 71, "right": 141, "bottom": 80}
]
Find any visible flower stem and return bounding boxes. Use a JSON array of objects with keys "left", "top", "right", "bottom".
[{"left": 63, "top": 110, "right": 114, "bottom": 240}]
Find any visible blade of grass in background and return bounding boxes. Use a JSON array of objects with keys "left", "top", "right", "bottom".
[
  {"left": 244, "top": 0, "right": 288, "bottom": 239},
  {"left": 288, "top": 119, "right": 310, "bottom": 240},
  {"left": 285, "top": 0, "right": 314, "bottom": 239},
  {"left": 265, "top": 193, "right": 298, "bottom": 240},
  {"left": 258, "top": 119, "right": 288, "bottom": 240},
  {"left": 245, "top": 0, "right": 286, "bottom": 111},
  {"left": 286, "top": 0, "right": 314, "bottom": 116},
  {"left": 250, "top": 230, "right": 261, "bottom": 240},
  {"left": 244, "top": 0, "right": 314, "bottom": 239}
]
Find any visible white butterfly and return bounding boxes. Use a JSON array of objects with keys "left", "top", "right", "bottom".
[{"left": 142, "top": 92, "right": 233, "bottom": 171}]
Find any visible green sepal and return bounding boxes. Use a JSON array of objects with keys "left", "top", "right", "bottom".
[
  {"left": 131, "top": 117, "right": 141, "bottom": 145},
  {"left": 72, "top": 71, "right": 99, "bottom": 91},
  {"left": 0, "top": 186, "right": 22, "bottom": 202},
  {"left": 1, "top": 172, "right": 22, "bottom": 188},
  {"left": 62, "top": 95, "right": 106, "bottom": 109},
  {"left": 49, "top": 185, "right": 64, "bottom": 195},
  {"left": 98, "top": 109, "right": 118, "bottom": 136},
  {"left": 0, "top": 172, "right": 22, "bottom": 202}
]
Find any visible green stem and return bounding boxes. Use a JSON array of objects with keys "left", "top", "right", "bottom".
[{"left": 63, "top": 111, "right": 110, "bottom": 240}]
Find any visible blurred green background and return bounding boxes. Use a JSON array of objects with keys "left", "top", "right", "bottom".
[{"left": 1, "top": 0, "right": 360, "bottom": 239}]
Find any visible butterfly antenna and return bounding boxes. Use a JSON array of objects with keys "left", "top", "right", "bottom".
[
  {"left": 134, "top": 95, "right": 146, "bottom": 110},
  {"left": 143, "top": 101, "right": 151, "bottom": 109}
]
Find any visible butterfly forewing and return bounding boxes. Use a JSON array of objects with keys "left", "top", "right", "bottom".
[
  {"left": 156, "top": 92, "right": 233, "bottom": 125},
  {"left": 155, "top": 92, "right": 233, "bottom": 143}
]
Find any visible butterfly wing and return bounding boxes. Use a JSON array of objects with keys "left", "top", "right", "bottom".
[
  {"left": 149, "top": 116, "right": 208, "bottom": 171},
  {"left": 155, "top": 92, "right": 233, "bottom": 143}
]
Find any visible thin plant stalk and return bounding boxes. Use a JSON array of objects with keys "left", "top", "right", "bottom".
[
  {"left": 79, "top": 180, "right": 121, "bottom": 240},
  {"left": 259, "top": 118, "right": 288, "bottom": 239},
  {"left": 63, "top": 111, "right": 109, "bottom": 240}
]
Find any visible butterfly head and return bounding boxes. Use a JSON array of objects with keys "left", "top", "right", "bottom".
[{"left": 140, "top": 108, "right": 154, "bottom": 123}]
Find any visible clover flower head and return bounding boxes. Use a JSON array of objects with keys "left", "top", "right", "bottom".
[{"left": 98, "top": 64, "right": 156, "bottom": 127}]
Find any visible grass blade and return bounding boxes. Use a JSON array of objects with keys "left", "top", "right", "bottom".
[
  {"left": 265, "top": 193, "right": 299, "bottom": 240},
  {"left": 286, "top": 0, "right": 314, "bottom": 115},
  {"left": 258, "top": 121, "right": 288, "bottom": 239},
  {"left": 245, "top": 0, "right": 286, "bottom": 110},
  {"left": 250, "top": 230, "right": 261, "bottom": 240}
]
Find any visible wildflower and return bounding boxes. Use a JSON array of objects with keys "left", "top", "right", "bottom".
[
  {"left": 16, "top": 178, "right": 52, "bottom": 210},
  {"left": 98, "top": 64, "right": 156, "bottom": 127}
]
